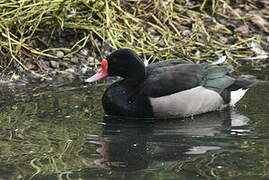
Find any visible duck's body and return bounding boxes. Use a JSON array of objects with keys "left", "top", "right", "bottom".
[{"left": 86, "top": 49, "right": 256, "bottom": 118}]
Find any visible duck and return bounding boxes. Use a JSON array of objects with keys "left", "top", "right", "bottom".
[{"left": 85, "top": 48, "right": 256, "bottom": 118}]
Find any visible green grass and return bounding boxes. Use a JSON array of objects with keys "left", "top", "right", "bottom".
[{"left": 0, "top": 0, "right": 268, "bottom": 75}]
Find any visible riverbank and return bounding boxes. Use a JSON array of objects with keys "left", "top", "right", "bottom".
[{"left": 0, "top": 0, "right": 268, "bottom": 83}]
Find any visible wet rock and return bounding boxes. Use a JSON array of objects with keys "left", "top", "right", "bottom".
[
  {"left": 80, "top": 65, "right": 94, "bottom": 75},
  {"left": 148, "top": 27, "right": 161, "bottom": 41},
  {"left": 249, "top": 42, "right": 267, "bottom": 56},
  {"left": 152, "top": 35, "right": 161, "bottom": 42},
  {"left": 87, "top": 57, "right": 96, "bottom": 63},
  {"left": 185, "top": 0, "right": 195, "bottom": 6},
  {"left": 234, "top": 25, "right": 249, "bottom": 35},
  {"left": 11, "top": 74, "right": 20, "bottom": 81},
  {"left": 148, "top": 27, "right": 158, "bottom": 35},
  {"left": 103, "top": 39, "right": 113, "bottom": 53},
  {"left": 181, "top": 29, "right": 192, "bottom": 37},
  {"left": 50, "top": 61, "right": 60, "bottom": 68},
  {"left": 56, "top": 51, "right": 64, "bottom": 58},
  {"left": 62, "top": 68, "right": 80, "bottom": 80},
  {"left": 80, "top": 48, "right": 89, "bottom": 56},
  {"left": 65, "top": 68, "right": 76, "bottom": 74},
  {"left": 48, "top": 70, "right": 57, "bottom": 77},
  {"left": 59, "top": 62, "right": 69, "bottom": 68},
  {"left": 70, "top": 57, "right": 79, "bottom": 64}
]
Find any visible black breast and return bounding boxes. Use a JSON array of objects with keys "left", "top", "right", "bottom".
[{"left": 102, "top": 81, "right": 153, "bottom": 117}]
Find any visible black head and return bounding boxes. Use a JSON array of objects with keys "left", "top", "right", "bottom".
[
  {"left": 106, "top": 48, "right": 146, "bottom": 79},
  {"left": 85, "top": 48, "right": 146, "bottom": 83}
]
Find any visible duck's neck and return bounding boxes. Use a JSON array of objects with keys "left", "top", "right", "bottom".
[{"left": 124, "top": 66, "right": 146, "bottom": 86}]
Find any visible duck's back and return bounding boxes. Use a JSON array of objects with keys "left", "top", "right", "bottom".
[
  {"left": 144, "top": 61, "right": 236, "bottom": 96},
  {"left": 140, "top": 62, "right": 236, "bottom": 117}
]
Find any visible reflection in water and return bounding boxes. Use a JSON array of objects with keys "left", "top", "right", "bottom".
[
  {"left": 90, "top": 109, "right": 250, "bottom": 171},
  {"left": 1, "top": 81, "right": 268, "bottom": 179}
]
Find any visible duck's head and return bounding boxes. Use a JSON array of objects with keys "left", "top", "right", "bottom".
[{"left": 85, "top": 48, "right": 146, "bottom": 83}]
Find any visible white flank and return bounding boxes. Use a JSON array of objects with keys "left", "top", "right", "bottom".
[
  {"left": 150, "top": 86, "right": 224, "bottom": 118},
  {"left": 230, "top": 88, "right": 248, "bottom": 106}
]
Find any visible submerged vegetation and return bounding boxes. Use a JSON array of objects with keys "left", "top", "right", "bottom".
[{"left": 0, "top": 0, "right": 268, "bottom": 80}]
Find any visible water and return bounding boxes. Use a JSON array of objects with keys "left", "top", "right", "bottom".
[{"left": 0, "top": 78, "right": 269, "bottom": 180}]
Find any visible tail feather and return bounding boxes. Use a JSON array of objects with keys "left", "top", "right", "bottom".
[
  {"left": 229, "top": 75, "right": 257, "bottom": 106},
  {"left": 230, "top": 75, "right": 257, "bottom": 90},
  {"left": 230, "top": 88, "right": 248, "bottom": 106}
]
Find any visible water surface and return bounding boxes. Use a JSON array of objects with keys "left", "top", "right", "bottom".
[{"left": 0, "top": 79, "right": 268, "bottom": 180}]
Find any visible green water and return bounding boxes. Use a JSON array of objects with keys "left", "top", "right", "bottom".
[{"left": 0, "top": 78, "right": 269, "bottom": 180}]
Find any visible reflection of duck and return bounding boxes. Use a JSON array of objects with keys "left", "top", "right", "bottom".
[
  {"left": 89, "top": 109, "right": 250, "bottom": 171},
  {"left": 85, "top": 48, "right": 256, "bottom": 118}
]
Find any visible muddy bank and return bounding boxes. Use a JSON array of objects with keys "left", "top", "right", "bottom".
[{"left": 0, "top": 0, "right": 269, "bottom": 83}]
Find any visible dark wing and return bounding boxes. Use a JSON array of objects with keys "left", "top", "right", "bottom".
[
  {"left": 142, "top": 64, "right": 204, "bottom": 97},
  {"left": 147, "top": 59, "right": 191, "bottom": 74},
  {"left": 142, "top": 63, "right": 236, "bottom": 98}
]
